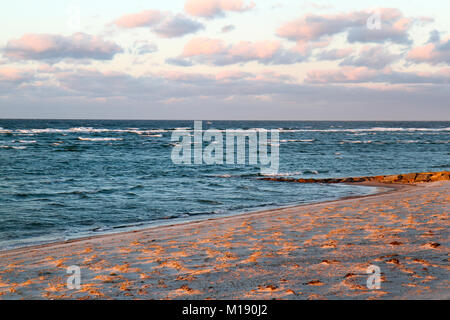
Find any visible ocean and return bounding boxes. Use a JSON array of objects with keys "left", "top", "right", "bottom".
[{"left": 0, "top": 120, "right": 449, "bottom": 250}]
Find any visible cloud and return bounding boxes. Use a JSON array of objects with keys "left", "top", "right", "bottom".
[
  {"left": 221, "top": 24, "right": 235, "bottom": 33},
  {"left": 214, "top": 69, "right": 250, "bottom": 80},
  {"left": 165, "top": 57, "right": 194, "bottom": 66},
  {"left": 4, "top": 67, "right": 449, "bottom": 120},
  {"left": 306, "top": 66, "right": 450, "bottom": 84},
  {"left": 3, "top": 33, "right": 122, "bottom": 61},
  {"left": 0, "top": 67, "right": 34, "bottom": 83},
  {"left": 175, "top": 37, "right": 306, "bottom": 66},
  {"left": 114, "top": 10, "right": 163, "bottom": 28},
  {"left": 36, "top": 68, "right": 298, "bottom": 102},
  {"left": 307, "top": 67, "right": 377, "bottom": 83},
  {"left": 183, "top": 37, "right": 227, "bottom": 56},
  {"left": 0, "top": 67, "right": 37, "bottom": 95},
  {"left": 408, "top": 33, "right": 450, "bottom": 65},
  {"left": 54, "top": 69, "right": 163, "bottom": 99},
  {"left": 130, "top": 41, "right": 158, "bottom": 55},
  {"left": 277, "top": 8, "right": 420, "bottom": 45},
  {"left": 427, "top": 30, "right": 441, "bottom": 43},
  {"left": 114, "top": 10, "right": 204, "bottom": 38},
  {"left": 24, "top": 69, "right": 296, "bottom": 110},
  {"left": 184, "top": 0, "right": 255, "bottom": 18},
  {"left": 152, "top": 14, "right": 204, "bottom": 38},
  {"left": 316, "top": 48, "right": 354, "bottom": 61},
  {"left": 340, "top": 45, "right": 401, "bottom": 68}
]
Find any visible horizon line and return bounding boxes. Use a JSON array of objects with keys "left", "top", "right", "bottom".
[{"left": 1, "top": 118, "right": 449, "bottom": 122}]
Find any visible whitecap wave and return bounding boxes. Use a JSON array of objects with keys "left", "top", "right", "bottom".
[
  {"left": 3, "top": 126, "right": 448, "bottom": 136},
  {"left": 261, "top": 171, "right": 303, "bottom": 177},
  {"left": 340, "top": 140, "right": 373, "bottom": 144},
  {"left": 278, "top": 127, "right": 450, "bottom": 133},
  {"left": 77, "top": 137, "right": 123, "bottom": 141},
  {"left": 280, "top": 139, "right": 315, "bottom": 143},
  {"left": 0, "top": 145, "right": 26, "bottom": 149},
  {"left": 2, "top": 127, "right": 168, "bottom": 135},
  {"left": 142, "top": 134, "right": 163, "bottom": 137}
]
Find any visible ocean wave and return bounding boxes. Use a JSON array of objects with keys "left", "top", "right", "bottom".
[
  {"left": 280, "top": 139, "right": 316, "bottom": 143},
  {"left": 219, "top": 170, "right": 325, "bottom": 178},
  {"left": 209, "top": 173, "right": 260, "bottom": 178},
  {"left": 1, "top": 127, "right": 168, "bottom": 135},
  {"left": 1, "top": 145, "right": 27, "bottom": 150},
  {"left": 303, "top": 170, "right": 320, "bottom": 175},
  {"left": 142, "top": 134, "right": 163, "bottom": 137},
  {"left": 197, "top": 199, "right": 223, "bottom": 205},
  {"left": 261, "top": 171, "right": 303, "bottom": 177},
  {"left": 338, "top": 139, "right": 448, "bottom": 145},
  {"left": 77, "top": 137, "right": 123, "bottom": 141},
  {"left": 2, "top": 126, "right": 448, "bottom": 136},
  {"left": 397, "top": 140, "right": 421, "bottom": 144},
  {"left": 340, "top": 140, "right": 373, "bottom": 144},
  {"left": 277, "top": 127, "right": 450, "bottom": 133},
  {"left": 131, "top": 130, "right": 167, "bottom": 135},
  {"left": 13, "top": 188, "right": 118, "bottom": 198}
]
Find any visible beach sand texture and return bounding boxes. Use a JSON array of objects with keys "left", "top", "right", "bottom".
[{"left": 0, "top": 175, "right": 448, "bottom": 300}]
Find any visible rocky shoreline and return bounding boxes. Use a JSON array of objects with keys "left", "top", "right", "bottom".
[{"left": 261, "top": 171, "right": 450, "bottom": 184}]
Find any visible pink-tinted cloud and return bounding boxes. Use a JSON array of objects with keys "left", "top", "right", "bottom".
[
  {"left": 185, "top": 0, "right": 255, "bottom": 18},
  {"left": 229, "top": 40, "right": 281, "bottom": 59},
  {"left": 0, "top": 67, "right": 33, "bottom": 82},
  {"left": 307, "top": 67, "right": 377, "bottom": 83},
  {"left": 114, "top": 10, "right": 204, "bottom": 38},
  {"left": 183, "top": 37, "right": 226, "bottom": 56},
  {"left": 306, "top": 66, "right": 450, "bottom": 84},
  {"left": 3, "top": 66, "right": 449, "bottom": 121},
  {"left": 293, "top": 37, "right": 331, "bottom": 56},
  {"left": 171, "top": 37, "right": 305, "bottom": 66},
  {"left": 182, "top": 38, "right": 281, "bottom": 59},
  {"left": 52, "top": 68, "right": 298, "bottom": 102},
  {"left": 408, "top": 36, "right": 450, "bottom": 65},
  {"left": 114, "top": 10, "right": 163, "bottom": 28},
  {"left": 277, "top": 8, "right": 420, "bottom": 45},
  {"left": 3, "top": 33, "right": 122, "bottom": 61},
  {"left": 0, "top": 67, "right": 36, "bottom": 95}
]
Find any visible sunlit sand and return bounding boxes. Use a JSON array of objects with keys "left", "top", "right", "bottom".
[{"left": 0, "top": 174, "right": 448, "bottom": 300}]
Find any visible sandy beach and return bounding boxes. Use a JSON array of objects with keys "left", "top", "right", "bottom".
[
  {"left": 0, "top": 179, "right": 448, "bottom": 300},
  {"left": 2, "top": 0, "right": 450, "bottom": 306}
]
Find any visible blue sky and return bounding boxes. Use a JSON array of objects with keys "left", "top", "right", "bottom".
[{"left": 1, "top": 0, "right": 449, "bottom": 119}]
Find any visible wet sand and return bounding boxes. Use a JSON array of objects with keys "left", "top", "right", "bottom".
[{"left": 0, "top": 181, "right": 448, "bottom": 300}]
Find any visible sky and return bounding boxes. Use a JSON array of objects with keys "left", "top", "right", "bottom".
[{"left": 0, "top": 0, "right": 449, "bottom": 120}]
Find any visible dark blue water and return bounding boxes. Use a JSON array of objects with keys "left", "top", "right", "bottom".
[{"left": 0, "top": 120, "right": 449, "bottom": 250}]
